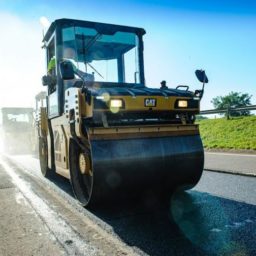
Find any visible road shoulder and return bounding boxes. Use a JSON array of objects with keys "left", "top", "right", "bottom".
[
  {"left": 204, "top": 150, "right": 256, "bottom": 177},
  {"left": 0, "top": 160, "right": 66, "bottom": 256}
]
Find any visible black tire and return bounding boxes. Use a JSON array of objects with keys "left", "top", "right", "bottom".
[
  {"left": 69, "top": 139, "right": 93, "bottom": 206},
  {"left": 39, "top": 136, "right": 54, "bottom": 178}
]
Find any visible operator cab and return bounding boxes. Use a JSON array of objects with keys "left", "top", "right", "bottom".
[
  {"left": 42, "top": 18, "right": 146, "bottom": 117},
  {"left": 43, "top": 19, "right": 145, "bottom": 87}
]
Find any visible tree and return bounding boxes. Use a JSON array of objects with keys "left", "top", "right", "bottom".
[{"left": 211, "top": 91, "right": 252, "bottom": 117}]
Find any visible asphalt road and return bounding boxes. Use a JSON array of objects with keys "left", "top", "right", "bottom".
[
  {"left": 0, "top": 153, "right": 256, "bottom": 256},
  {"left": 205, "top": 151, "right": 256, "bottom": 176}
]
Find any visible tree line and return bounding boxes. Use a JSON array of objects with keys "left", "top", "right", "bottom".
[
  {"left": 197, "top": 92, "right": 253, "bottom": 120},
  {"left": 211, "top": 91, "right": 252, "bottom": 117}
]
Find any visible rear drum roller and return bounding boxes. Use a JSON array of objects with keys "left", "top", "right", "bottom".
[
  {"left": 69, "top": 139, "right": 93, "bottom": 206},
  {"left": 39, "top": 136, "right": 54, "bottom": 178}
]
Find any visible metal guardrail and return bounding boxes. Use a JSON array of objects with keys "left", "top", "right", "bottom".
[{"left": 200, "top": 105, "right": 256, "bottom": 119}]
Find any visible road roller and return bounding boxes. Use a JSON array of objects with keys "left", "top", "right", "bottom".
[
  {"left": 1, "top": 107, "right": 35, "bottom": 154},
  {"left": 38, "top": 18, "right": 208, "bottom": 206}
]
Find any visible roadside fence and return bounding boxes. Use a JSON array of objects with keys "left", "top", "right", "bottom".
[{"left": 199, "top": 105, "right": 256, "bottom": 120}]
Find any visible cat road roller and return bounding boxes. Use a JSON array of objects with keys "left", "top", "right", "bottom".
[
  {"left": 1, "top": 107, "right": 35, "bottom": 154},
  {"left": 39, "top": 18, "right": 208, "bottom": 207}
]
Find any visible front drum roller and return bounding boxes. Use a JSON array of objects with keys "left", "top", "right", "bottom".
[{"left": 69, "top": 135, "right": 204, "bottom": 207}]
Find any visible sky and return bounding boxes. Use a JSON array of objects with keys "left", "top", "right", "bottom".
[{"left": 0, "top": 0, "right": 255, "bottom": 110}]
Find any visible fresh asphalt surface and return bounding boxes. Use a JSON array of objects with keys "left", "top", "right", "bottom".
[{"left": 1, "top": 153, "right": 256, "bottom": 256}]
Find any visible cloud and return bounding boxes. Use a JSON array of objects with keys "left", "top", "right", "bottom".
[{"left": 0, "top": 12, "right": 45, "bottom": 108}]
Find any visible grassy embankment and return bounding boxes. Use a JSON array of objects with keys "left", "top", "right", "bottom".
[{"left": 196, "top": 116, "right": 256, "bottom": 150}]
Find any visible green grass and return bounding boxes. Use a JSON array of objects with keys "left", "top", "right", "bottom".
[{"left": 196, "top": 116, "right": 256, "bottom": 150}]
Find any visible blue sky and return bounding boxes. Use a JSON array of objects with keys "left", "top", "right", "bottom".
[{"left": 0, "top": 0, "right": 255, "bottom": 110}]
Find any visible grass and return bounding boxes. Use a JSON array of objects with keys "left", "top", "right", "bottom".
[{"left": 196, "top": 116, "right": 256, "bottom": 150}]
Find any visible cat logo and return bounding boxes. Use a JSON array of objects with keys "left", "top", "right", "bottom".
[{"left": 144, "top": 98, "right": 157, "bottom": 107}]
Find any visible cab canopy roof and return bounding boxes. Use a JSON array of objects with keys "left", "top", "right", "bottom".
[{"left": 43, "top": 18, "right": 146, "bottom": 42}]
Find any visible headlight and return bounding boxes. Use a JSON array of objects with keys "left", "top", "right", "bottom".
[
  {"left": 178, "top": 100, "right": 188, "bottom": 108},
  {"left": 110, "top": 99, "right": 123, "bottom": 108}
]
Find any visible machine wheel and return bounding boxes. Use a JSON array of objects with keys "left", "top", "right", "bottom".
[
  {"left": 39, "top": 136, "right": 53, "bottom": 178},
  {"left": 69, "top": 139, "right": 93, "bottom": 206}
]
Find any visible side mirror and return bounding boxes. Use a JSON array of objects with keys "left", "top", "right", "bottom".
[
  {"left": 59, "top": 60, "right": 75, "bottom": 80},
  {"left": 194, "top": 69, "right": 209, "bottom": 100},
  {"left": 195, "top": 70, "right": 208, "bottom": 84}
]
